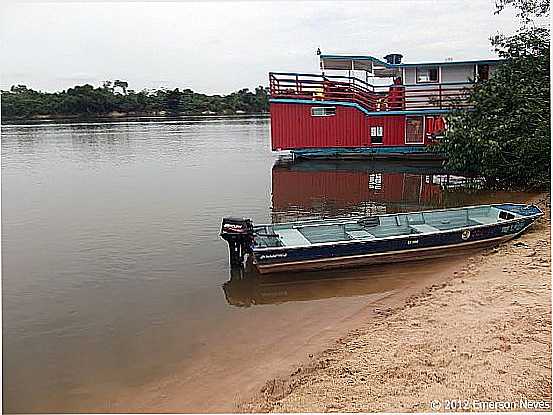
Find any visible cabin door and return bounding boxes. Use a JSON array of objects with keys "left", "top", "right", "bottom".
[{"left": 405, "top": 116, "right": 425, "bottom": 144}]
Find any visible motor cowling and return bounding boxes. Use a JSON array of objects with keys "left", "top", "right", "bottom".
[{"left": 220, "top": 218, "right": 254, "bottom": 267}]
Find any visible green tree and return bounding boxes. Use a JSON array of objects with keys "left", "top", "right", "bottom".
[
  {"left": 113, "top": 79, "right": 128, "bottom": 95},
  {"left": 2, "top": 81, "right": 270, "bottom": 119},
  {"left": 495, "top": 0, "right": 550, "bottom": 21},
  {"left": 438, "top": 0, "right": 550, "bottom": 189},
  {"left": 165, "top": 88, "right": 183, "bottom": 114}
]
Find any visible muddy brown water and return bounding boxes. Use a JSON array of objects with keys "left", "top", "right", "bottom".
[{"left": 1, "top": 117, "right": 538, "bottom": 412}]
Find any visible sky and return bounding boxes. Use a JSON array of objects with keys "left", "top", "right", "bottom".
[{"left": 0, "top": 1, "right": 520, "bottom": 94}]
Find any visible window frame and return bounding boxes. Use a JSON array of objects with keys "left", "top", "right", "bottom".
[
  {"left": 370, "top": 125, "right": 384, "bottom": 145},
  {"left": 311, "top": 106, "right": 336, "bottom": 117},
  {"left": 416, "top": 66, "right": 439, "bottom": 84}
]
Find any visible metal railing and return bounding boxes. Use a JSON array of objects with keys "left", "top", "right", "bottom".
[{"left": 269, "top": 72, "right": 474, "bottom": 112}]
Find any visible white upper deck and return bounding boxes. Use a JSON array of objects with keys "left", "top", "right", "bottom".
[{"left": 319, "top": 53, "right": 503, "bottom": 85}]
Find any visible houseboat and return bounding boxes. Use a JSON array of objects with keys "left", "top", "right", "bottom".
[{"left": 269, "top": 52, "right": 502, "bottom": 159}]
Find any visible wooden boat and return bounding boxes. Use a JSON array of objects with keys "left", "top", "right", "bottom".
[{"left": 220, "top": 203, "right": 542, "bottom": 274}]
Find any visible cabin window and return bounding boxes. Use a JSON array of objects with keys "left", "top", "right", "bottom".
[
  {"left": 477, "top": 64, "right": 490, "bottom": 81},
  {"left": 405, "top": 116, "right": 425, "bottom": 144},
  {"left": 370, "top": 126, "right": 383, "bottom": 144},
  {"left": 311, "top": 107, "right": 336, "bottom": 117},
  {"left": 416, "top": 67, "right": 439, "bottom": 83}
]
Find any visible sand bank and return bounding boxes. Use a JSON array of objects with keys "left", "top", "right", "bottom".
[{"left": 242, "top": 195, "right": 551, "bottom": 412}]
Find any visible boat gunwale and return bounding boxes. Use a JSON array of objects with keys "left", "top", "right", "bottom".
[
  {"left": 252, "top": 204, "right": 542, "bottom": 252},
  {"left": 255, "top": 203, "right": 535, "bottom": 229}
]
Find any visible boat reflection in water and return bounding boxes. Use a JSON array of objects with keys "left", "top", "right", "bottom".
[
  {"left": 270, "top": 158, "right": 479, "bottom": 223},
  {"left": 223, "top": 256, "right": 465, "bottom": 307}
]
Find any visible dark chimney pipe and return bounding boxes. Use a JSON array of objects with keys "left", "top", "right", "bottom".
[{"left": 384, "top": 54, "right": 403, "bottom": 65}]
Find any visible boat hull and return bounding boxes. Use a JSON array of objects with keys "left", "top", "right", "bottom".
[
  {"left": 254, "top": 235, "right": 511, "bottom": 273},
  {"left": 253, "top": 216, "right": 538, "bottom": 274},
  {"left": 291, "top": 146, "right": 444, "bottom": 161}
]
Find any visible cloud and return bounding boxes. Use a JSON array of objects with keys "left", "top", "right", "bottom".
[{"left": 0, "top": 1, "right": 519, "bottom": 94}]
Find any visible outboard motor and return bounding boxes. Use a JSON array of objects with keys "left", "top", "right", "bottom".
[{"left": 220, "top": 217, "right": 254, "bottom": 268}]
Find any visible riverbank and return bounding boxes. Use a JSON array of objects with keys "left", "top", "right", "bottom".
[
  {"left": 1, "top": 113, "right": 269, "bottom": 125},
  {"left": 241, "top": 194, "right": 551, "bottom": 412}
]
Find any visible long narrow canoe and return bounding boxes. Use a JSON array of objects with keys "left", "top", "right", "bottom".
[{"left": 220, "top": 204, "right": 542, "bottom": 274}]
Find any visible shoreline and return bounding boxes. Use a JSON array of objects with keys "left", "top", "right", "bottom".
[
  {"left": 239, "top": 194, "right": 551, "bottom": 413},
  {"left": 103, "top": 255, "right": 476, "bottom": 413},
  {"left": 1, "top": 113, "right": 269, "bottom": 126}
]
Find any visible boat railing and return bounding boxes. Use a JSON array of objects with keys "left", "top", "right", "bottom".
[
  {"left": 269, "top": 72, "right": 379, "bottom": 111},
  {"left": 269, "top": 72, "right": 474, "bottom": 112}
]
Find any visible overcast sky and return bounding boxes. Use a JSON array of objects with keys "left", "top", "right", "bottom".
[{"left": 1, "top": 1, "right": 519, "bottom": 94}]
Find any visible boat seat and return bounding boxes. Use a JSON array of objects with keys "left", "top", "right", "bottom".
[
  {"left": 424, "top": 210, "right": 477, "bottom": 230},
  {"left": 299, "top": 224, "right": 352, "bottom": 244},
  {"left": 471, "top": 215, "right": 498, "bottom": 225},
  {"left": 369, "top": 215, "right": 412, "bottom": 238},
  {"left": 346, "top": 230, "right": 375, "bottom": 240},
  {"left": 411, "top": 224, "right": 440, "bottom": 233},
  {"left": 468, "top": 206, "right": 500, "bottom": 225},
  {"left": 276, "top": 229, "right": 311, "bottom": 247}
]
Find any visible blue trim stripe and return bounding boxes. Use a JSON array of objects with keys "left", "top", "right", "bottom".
[
  {"left": 291, "top": 146, "right": 432, "bottom": 157},
  {"left": 269, "top": 98, "right": 453, "bottom": 116}
]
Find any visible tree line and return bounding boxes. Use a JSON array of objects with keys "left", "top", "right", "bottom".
[{"left": 1, "top": 82, "right": 270, "bottom": 119}]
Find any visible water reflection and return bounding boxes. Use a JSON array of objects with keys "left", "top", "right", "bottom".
[
  {"left": 222, "top": 255, "right": 475, "bottom": 307},
  {"left": 270, "top": 158, "right": 484, "bottom": 222}
]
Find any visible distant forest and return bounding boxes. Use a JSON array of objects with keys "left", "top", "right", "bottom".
[{"left": 1, "top": 81, "right": 270, "bottom": 119}]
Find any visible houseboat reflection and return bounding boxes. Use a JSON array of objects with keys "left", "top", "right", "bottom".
[{"left": 270, "top": 158, "right": 474, "bottom": 222}]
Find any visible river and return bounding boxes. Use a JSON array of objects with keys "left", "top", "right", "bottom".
[{"left": 1, "top": 117, "right": 537, "bottom": 412}]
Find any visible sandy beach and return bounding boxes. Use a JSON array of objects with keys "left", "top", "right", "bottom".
[{"left": 241, "top": 195, "right": 551, "bottom": 412}]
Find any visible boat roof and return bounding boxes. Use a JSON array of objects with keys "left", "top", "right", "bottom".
[{"left": 320, "top": 54, "right": 504, "bottom": 77}]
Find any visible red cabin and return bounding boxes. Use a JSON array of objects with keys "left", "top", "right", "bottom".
[{"left": 269, "top": 53, "right": 501, "bottom": 159}]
